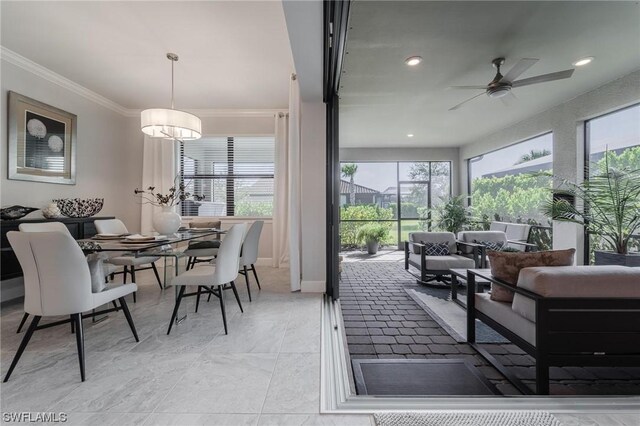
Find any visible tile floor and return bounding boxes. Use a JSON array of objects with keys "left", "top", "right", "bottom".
[{"left": 0, "top": 265, "right": 372, "bottom": 426}]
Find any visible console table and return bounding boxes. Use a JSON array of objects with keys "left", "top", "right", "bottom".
[{"left": 1, "top": 216, "right": 115, "bottom": 281}]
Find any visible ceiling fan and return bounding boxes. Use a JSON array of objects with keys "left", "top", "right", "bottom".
[{"left": 448, "top": 57, "right": 575, "bottom": 111}]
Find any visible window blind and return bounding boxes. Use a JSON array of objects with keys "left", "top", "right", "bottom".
[{"left": 179, "top": 136, "right": 275, "bottom": 217}]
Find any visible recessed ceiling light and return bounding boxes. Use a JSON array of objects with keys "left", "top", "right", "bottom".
[
  {"left": 573, "top": 56, "right": 594, "bottom": 67},
  {"left": 405, "top": 56, "right": 422, "bottom": 66},
  {"left": 407, "top": 133, "right": 414, "bottom": 138}
]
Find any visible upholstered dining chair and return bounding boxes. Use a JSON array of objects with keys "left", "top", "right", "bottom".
[
  {"left": 237, "top": 220, "right": 264, "bottom": 302},
  {"left": 167, "top": 223, "right": 246, "bottom": 335},
  {"left": 183, "top": 220, "right": 222, "bottom": 270},
  {"left": 94, "top": 219, "right": 163, "bottom": 301},
  {"left": 4, "top": 231, "right": 139, "bottom": 382},
  {"left": 15, "top": 222, "right": 117, "bottom": 333}
]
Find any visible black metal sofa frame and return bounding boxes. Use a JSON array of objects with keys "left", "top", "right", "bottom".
[
  {"left": 404, "top": 240, "right": 482, "bottom": 285},
  {"left": 466, "top": 270, "right": 640, "bottom": 395}
]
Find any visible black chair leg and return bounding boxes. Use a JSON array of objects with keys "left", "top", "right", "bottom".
[
  {"left": 130, "top": 266, "right": 137, "bottom": 303},
  {"left": 71, "top": 315, "right": 75, "bottom": 334},
  {"left": 119, "top": 297, "right": 139, "bottom": 342},
  {"left": 251, "top": 265, "right": 261, "bottom": 289},
  {"left": 195, "top": 286, "right": 202, "bottom": 313},
  {"left": 230, "top": 281, "right": 244, "bottom": 313},
  {"left": 16, "top": 312, "right": 29, "bottom": 333},
  {"left": 207, "top": 286, "right": 213, "bottom": 303},
  {"left": 243, "top": 265, "right": 252, "bottom": 302},
  {"left": 151, "top": 262, "right": 163, "bottom": 290},
  {"left": 4, "top": 315, "right": 41, "bottom": 382},
  {"left": 72, "top": 313, "right": 86, "bottom": 382},
  {"left": 167, "top": 287, "right": 186, "bottom": 335},
  {"left": 219, "top": 284, "right": 228, "bottom": 335},
  {"left": 123, "top": 266, "right": 128, "bottom": 283}
]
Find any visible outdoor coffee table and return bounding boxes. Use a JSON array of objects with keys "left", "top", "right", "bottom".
[{"left": 449, "top": 268, "right": 491, "bottom": 308}]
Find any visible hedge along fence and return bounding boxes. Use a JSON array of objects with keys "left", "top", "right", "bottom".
[{"left": 340, "top": 205, "right": 395, "bottom": 248}]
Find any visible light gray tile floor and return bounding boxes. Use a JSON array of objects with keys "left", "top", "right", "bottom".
[{"left": 1, "top": 264, "right": 373, "bottom": 425}]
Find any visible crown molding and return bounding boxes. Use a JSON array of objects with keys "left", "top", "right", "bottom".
[
  {"left": 1, "top": 46, "right": 130, "bottom": 116},
  {"left": 2, "top": 47, "right": 289, "bottom": 119}
]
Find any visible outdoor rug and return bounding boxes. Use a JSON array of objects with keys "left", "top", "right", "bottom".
[
  {"left": 374, "top": 411, "right": 562, "bottom": 426},
  {"left": 406, "top": 288, "right": 508, "bottom": 343},
  {"left": 352, "top": 359, "right": 499, "bottom": 396}
]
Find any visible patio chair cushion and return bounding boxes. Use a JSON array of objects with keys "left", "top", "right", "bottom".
[
  {"left": 505, "top": 223, "right": 530, "bottom": 242},
  {"left": 458, "top": 231, "right": 507, "bottom": 254},
  {"left": 512, "top": 265, "right": 640, "bottom": 322},
  {"left": 409, "top": 232, "right": 456, "bottom": 254},
  {"left": 409, "top": 253, "right": 476, "bottom": 270},
  {"left": 422, "top": 242, "right": 450, "bottom": 256},
  {"left": 476, "top": 293, "right": 536, "bottom": 346},
  {"left": 489, "top": 222, "right": 509, "bottom": 232}
]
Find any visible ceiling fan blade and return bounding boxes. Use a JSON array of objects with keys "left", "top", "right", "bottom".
[
  {"left": 501, "top": 58, "right": 539, "bottom": 83},
  {"left": 500, "top": 91, "right": 517, "bottom": 107},
  {"left": 449, "top": 92, "right": 486, "bottom": 111},
  {"left": 446, "top": 85, "right": 488, "bottom": 90},
  {"left": 512, "top": 69, "right": 575, "bottom": 88}
]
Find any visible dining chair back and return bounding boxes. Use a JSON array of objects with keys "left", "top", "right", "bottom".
[
  {"left": 94, "top": 219, "right": 129, "bottom": 234},
  {"left": 214, "top": 223, "right": 247, "bottom": 285},
  {"left": 237, "top": 221, "right": 264, "bottom": 301},
  {"left": 18, "top": 221, "right": 71, "bottom": 235}
]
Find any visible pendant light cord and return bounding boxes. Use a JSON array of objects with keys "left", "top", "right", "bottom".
[{"left": 171, "top": 58, "right": 175, "bottom": 109}]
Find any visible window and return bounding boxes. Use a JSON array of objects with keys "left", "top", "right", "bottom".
[
  {"left": 468, "top": 133, "right": 553, "bottom": 225},
  {"left": 585, "top": 104, "right": 640, "bottom": 262},
  {"left": 179, "top": 136, "right": 275, "bottom": 217},
  {"left": 338, "top": 161, "right": 452, "bottom": 249}
]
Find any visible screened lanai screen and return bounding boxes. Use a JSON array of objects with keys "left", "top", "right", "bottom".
[{"left": 179, "top": 136, "right": 275, "bottom": 217}]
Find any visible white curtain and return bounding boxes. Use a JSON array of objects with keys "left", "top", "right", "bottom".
[
  {"left": 273, "top": 74, "right": 302, "bottom": 292},
  {"left": 140, "top": 135, "right": 177, "bottom": 233}
]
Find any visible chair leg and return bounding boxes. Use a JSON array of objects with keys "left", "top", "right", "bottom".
[
  {"left": 251, "top": 265, "right": 261, "bottom": 289},
  {"left": 218, "top": 284, "right": 228, "bottom": 335},
  {"left": 4, "top": 315, "right": 41, "bottom": 382},
  {"left": 151, "top": 262, "right": 163, "bottom": 290},
  {"left": 167, "top": 286, "right": 186, "bottom": 335},
  {"left": 207, "top": 286, "right": 213, "bottom": 303},
  {"left": 130, "top": 266, "right": 137, "bottom": 303},
  {"left": 230, "top": 281, "right": 244, "bottom": 313},
  {"left": 123, "top": 266, "right": 128, "bottom": 283},
  {"left": 195, "top": 286, "right": 202, "bottom": 313},
  {"left": 243, "top": 265, "right": 252, "bottom": 302},
  {"left": 118, "top": 297, "right": 139, "bottom": 342},
  {"left": 72, "top": 313, "right": 86, "bottom": 382},
  {"left": 71, "top": 315, "right": 75, "bottom": 334},
  {"left": 16, "top": 312, "right": 29, "bottom": 333}
]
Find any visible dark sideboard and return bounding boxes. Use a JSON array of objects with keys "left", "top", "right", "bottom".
[{"left": 0, "top": 216, "right": 115, "bottom": 281}]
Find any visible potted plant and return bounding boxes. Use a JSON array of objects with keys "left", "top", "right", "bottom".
[
  {"left": 430, "top": 195, "right": 472, "bottom": 234},
  {"left": 543, "top": 156, "right": 640, "bottom": 266},
  {"left": 357, "top": 223, "right": 390, "bottom": 254}
]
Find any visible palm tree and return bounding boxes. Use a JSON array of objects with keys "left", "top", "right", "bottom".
[
  {"left": 516, "top": 149, "right": 551, "bottom": 164},
  {"left": 341, "top": 164, "right": 358, "bottom": 205}
]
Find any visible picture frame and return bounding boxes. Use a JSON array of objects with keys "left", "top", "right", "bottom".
[{"left": 7, "top": 91, "right": 77, "bottom": 185}]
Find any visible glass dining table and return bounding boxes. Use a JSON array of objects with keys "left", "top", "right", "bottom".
[{"left": 78, "top": 228, "right": 224, "bottom": 324}]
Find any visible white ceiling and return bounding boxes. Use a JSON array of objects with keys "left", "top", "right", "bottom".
[
  {"left": 340, "top": 1, "right": 640, "bottom": 148},
  {"left": 1, "top": 1, "right": 294, "bottom": 110}
]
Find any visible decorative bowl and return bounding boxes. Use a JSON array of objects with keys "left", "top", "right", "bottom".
[{"left": 54, "top": 198, "right": 104, "bottom": 218}]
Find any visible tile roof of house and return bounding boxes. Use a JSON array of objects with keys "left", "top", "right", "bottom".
[{"left": 340, "top": 180, "right": 379, "bottom": 194}]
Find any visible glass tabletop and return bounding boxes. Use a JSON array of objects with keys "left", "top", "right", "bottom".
[{"left": 78, "top": 229, "right": 224, "bottom": 253}]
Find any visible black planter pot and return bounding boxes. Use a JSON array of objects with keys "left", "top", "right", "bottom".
[{"left": 594, "top": 251, "right": 640, "bottom": 267}]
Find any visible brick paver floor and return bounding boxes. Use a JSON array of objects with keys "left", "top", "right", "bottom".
[{"left": 340, "top": 258, "right": 640, "bottom": 396}]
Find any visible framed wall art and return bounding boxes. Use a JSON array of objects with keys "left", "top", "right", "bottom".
[{"left": 8, "top": 91, "right": 77, "bottom": 185}]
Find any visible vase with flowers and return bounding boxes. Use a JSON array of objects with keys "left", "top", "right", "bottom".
[{"left": 134, "top": 176, "right": 205, "bottom": 235}]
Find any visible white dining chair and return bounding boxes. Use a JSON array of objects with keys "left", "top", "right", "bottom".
[
  {"left": 167, "top": 223, "right": 246, "bottom": 335},
  {"left": 94, "top": 219, "right": 163, "bottom": 301},
  {"left": 4, "top": 231, "right": 139, "bottom": 382},
  {"left": 15, "top": 222, "right": 117, "bottom": 333},
  {"left": 237, "top": 220, "right": 264, "bottom": 302}
]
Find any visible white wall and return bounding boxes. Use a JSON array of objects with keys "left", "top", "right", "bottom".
[
  {"left": 459, "top": 70, "right": 640, "bottom": 261},
  {"left": 300, "top": 101, "right": 326, "bottom": 292},
  {"left": 340, "top": 147, "right": 461, "bottom": 195}
]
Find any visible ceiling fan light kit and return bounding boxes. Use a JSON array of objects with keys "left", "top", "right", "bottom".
[
  {"left": 573, "top": 56, "right": 594, "bottom": 66},
  {"left": 141, "top": 53, "right": 202, "bottom": 141},
  {"left": 405, "top": 56, "right": 423, "bottom": 66},
  {"left": 448, "top": 57, "right": 575, "bottom": 110}
]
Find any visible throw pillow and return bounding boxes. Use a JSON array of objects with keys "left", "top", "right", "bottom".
[
  {"left": 421, "top": 241, "right": 451, "bottom": 256},
  {"left": 189, "top": 220, "right": 221, "bottom": 229},
  {"left": 474, "top": 239, "right": 505, "bottom": 252},
  {"left": 487, "top": 249, "right": 576, "bottom": 302}
]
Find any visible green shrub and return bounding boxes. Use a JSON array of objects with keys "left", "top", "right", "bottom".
[
  {"left": 357, "top": 223, "right": 390, "bottom": 244},
  {"left": 340, "top": 205, "right": 394, "bottom": 248}
]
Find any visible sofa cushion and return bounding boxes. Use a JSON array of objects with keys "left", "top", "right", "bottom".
[
  {"left": 505, "top": 223, "right": 530, "bottom": 242},
  {"left": 512, "top": 265, "right": 640, "bottom": 323},
  {"left": 487, "top": 249, "right": 576, "bottom": 302},
  {"left": 409, "top": 232, "right": 456, "bottom": 254},
  {"left": 422, "top": 242, "right": 450, "bottom": 256},
  {"left": 458, "top": 231, "right": 507, "bottom": 254},
  {"left": 408, "top": 253, "right": 475, "bottom": 270},
  {"left": 475, "top": 293, "right": 536, "bottom": 346},
  {"left": 489, "top": 222, "right": 508, "bottom": 233}
]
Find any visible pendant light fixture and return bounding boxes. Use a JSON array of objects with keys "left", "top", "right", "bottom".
[{"left": 141, "top": 53, "right": 202, "bottom": 141}]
